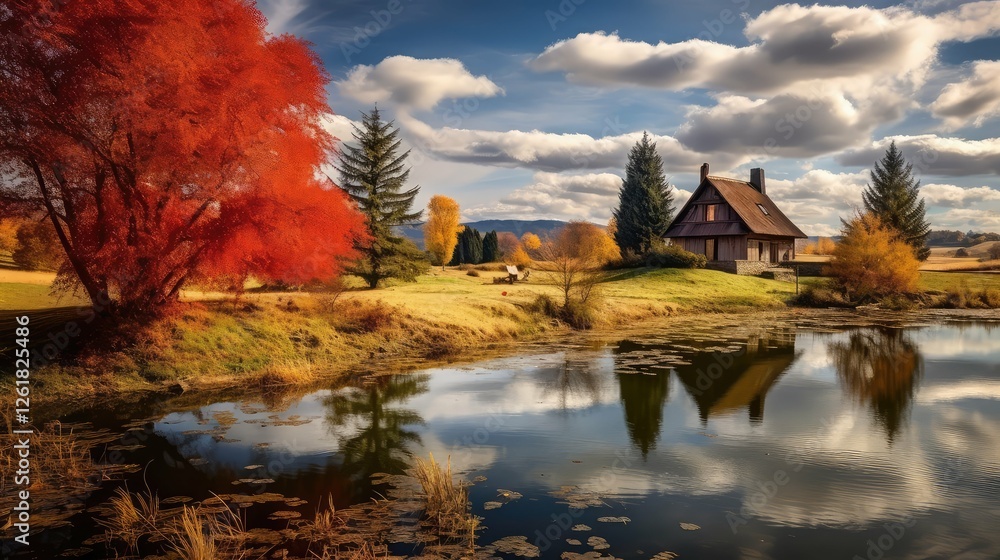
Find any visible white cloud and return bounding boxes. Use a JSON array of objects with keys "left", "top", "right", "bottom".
[
  {"left": 399, "top": 113, "right": 738, "bottom": 173},
  {"left": 931, "top": 60, "right": 1000, "bottom": 129},
  {"left": 921, "top": 183, "right": 1000, "bottom": 207},
  {"left": 320, "top": 113, "right": 359, "bottom": 143},
  {"left": 931, "top": 208, "right": 1000, "bottom": 231},
  {"left": 465, "top": 172, "right": 621, "bottom": 222},
  {"left": 529, "top": 3, "right": 1000, "bottom": 158},
  {"left": 675, "top": 92, "right": 880, "bottom": 157},
  {"left": 336, "top": 56, "right": 503, "bottom": 111},
  {"left": 528, "top": 3, "right": 1000, "bottom": 95},
  {"left": 836, "top": 135, "right": 1000, "bottom": 176},
  {"left": 463, "top": 172, "right": 693, "bottom": 223}
]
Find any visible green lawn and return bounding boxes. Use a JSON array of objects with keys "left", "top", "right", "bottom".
[
  {"left": 800, "top": 272, "right": 1000, "bottom": 293},
  {"left": 919, "top": 271, "right": 1000, "bottom": 292}
]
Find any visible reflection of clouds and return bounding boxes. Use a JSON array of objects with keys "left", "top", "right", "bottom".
[
  {"left": 917, "top": 380, "right": 1000, "bottom": 403},
  {"left": 405, "top": 352, "right": 619, "bottom": 422},
  {"left": 909, "top": 325, "right": 1000, "bottom": 359}
]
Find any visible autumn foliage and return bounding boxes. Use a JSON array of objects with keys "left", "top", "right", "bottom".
[
  {"left": 0, "top": 0, "right": 364, "bottom": 315},
  {"left": 826, "top": 213, "right": 920, "bottom": 301},
  {"left": 423, "top": 196, "right": 462, "bottom": 268},
  {"left": 801, "top": 237, "right": 837, "bottom": 255}
]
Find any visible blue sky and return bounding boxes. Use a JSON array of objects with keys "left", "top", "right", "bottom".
[{"left": 259, "top": 0, "right": 1000, "bottom": 235}]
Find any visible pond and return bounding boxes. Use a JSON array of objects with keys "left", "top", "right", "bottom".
[{"left": 19, "top": 313, "right": 1000, "bottom": 559}]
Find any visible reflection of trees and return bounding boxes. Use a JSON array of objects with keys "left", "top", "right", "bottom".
[
  {"left": 829, "top": 328, "right": 923, "bottom": 443},
  {"left": 537, "top": 355, "right": 604, "bottom": 411},
  {"left": 323, "top": 374, "right": 428, "bottom": 493},
  {"left": 617, "top": 371, "right": 670, "bottom": 458}
]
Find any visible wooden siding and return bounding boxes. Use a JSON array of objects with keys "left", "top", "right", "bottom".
[{"left": 677, "top": 236, "right": 748, "bottom": 261}]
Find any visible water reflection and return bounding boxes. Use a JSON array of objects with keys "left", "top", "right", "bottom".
[
  {"left": 673, "top": 330, "right": 799, "bottom": 424},
  {"left": 828, "top": 328, "right": 924, "bottom": 442},
  {"left": 322, "top": 374, "right": 429, "bottom": 498},
  {"left": 617, "top": 369, "right": 671, "bottom": 458}
]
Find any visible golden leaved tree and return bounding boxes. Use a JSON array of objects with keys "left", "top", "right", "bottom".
[
  {"left": 423, "top": 195, "right": 463, "bottom": 269},
  {"left": 826, "top": 213, "right": 919, "bottom": 301}
]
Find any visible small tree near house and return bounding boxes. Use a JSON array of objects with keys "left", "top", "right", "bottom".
[
  {"left": 826, "top": 213, "right": 920, "bottom": 301},
  {"left": 538, "top": 221, "right": 620, "bottom": 328}
]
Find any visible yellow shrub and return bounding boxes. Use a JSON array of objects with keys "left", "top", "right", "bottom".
[{"left": 827, "top": 213, "right": 919, "bottom": 300}]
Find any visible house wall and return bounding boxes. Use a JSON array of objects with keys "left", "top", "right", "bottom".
[{"left": 676, "top": 236, "right": 748, "bottom": 261}]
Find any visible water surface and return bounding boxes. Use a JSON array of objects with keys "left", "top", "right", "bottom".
[{"left": 29, "top": 315, "right": 1000, "bottom": 559}]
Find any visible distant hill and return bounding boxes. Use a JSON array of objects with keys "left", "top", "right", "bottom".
[{"left": 395, "top": 219, "right": 569, "bottom": 249}]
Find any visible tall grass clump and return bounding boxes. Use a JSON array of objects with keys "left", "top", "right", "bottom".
[{"left": 411, "top": 453, "right": 478, "bottom": 541}]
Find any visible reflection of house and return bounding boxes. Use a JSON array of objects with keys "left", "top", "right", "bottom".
[
  {"left": 673, "top": 331, "right": 799, "bottom": 423},
  {"left": 665, "top": 164, "right": 807, "bottom": 275}
]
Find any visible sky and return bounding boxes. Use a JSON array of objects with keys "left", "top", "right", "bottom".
[{"left": 258, "top": 0, "right": 1000, "bottom": 236}]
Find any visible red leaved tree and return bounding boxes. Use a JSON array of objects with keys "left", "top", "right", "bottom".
[{"left": 0, "top": 0, "right": 365, "bottom": 316}]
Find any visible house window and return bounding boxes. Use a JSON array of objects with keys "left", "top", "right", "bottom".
[
  {"left": 706, "top": 204, "right": 717, "bottom": 221},
  {"left": 756, "top": 203, "right": 770, "bottom": 216},
  {"left": 706, "top": 238, "right": 717, "bottom": 261}
]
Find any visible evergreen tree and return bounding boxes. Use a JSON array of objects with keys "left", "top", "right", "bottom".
[
  {"left": 613, "top": 132, "right": 675, "bottom": 255},
  {"left": 336, "top": 106, "right": 427, "bottom": 287},
  {"left": 482, "top": 230, "right": 500, "bottom": 263},
  {"left": 451, "top": 227, "right": 484, "bottom": 265},
  {"left": 861, "top": 141, "right": 931, "bottom": 261}
]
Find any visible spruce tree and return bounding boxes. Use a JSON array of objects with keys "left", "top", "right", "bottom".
[
  {"left": 482, "top": 230, "right": 499, "bottom": 263},
  {"left": 613, "top": 132, "right": 675, "bottom": 255},
  {"left": 861, "top": 141, "right": 931, "bottom": 261},
  {"left": 336, "top": 106, "right": 427, "bottom": 287}
]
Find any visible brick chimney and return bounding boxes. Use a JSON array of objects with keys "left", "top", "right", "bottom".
[
  {"left": 700, "top": 162, "right": 709, "bottom": 183},
  {"left": 750, "top": 168, "right": 765, "bottom": 195}
]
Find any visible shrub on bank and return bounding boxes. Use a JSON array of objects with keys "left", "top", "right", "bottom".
[{"left": 644, "top": 244, "right": 707, "bottom": 269}]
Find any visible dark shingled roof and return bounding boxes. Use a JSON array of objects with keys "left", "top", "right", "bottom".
[{"left": 666, "top": 176, "right": 807, "bottom": 239}]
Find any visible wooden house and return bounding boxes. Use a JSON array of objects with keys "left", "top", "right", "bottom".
[{"left": 665, "top": 163, "right": 807, "bottom": 274}]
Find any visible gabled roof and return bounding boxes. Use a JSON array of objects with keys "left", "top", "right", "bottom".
[{"left": 665, "top": 176, "right": 807, "bottom": 238}]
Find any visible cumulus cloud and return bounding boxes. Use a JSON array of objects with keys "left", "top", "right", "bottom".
[
  {"left": 530, "top": 3, "right": 1000, "bottom": 157},
  {"left": 762, "top": 170, "right": 868, "bottom": 235},
  {"left": 336, "top": 56, "right": 503, "bottom": 111},
  {"left": 931, "top": 208, "right": 1000, "bottom": 231},
  {"left": 836, "top": 135, "right": 1000, "bottom": 176},
  {"left": 675, "top": 92, "right": 882, "bottom": 157},
  {"left": 931, "top": 60, "right": 1000, "bottom": 129},
  {"left": 530, "top": 3, "right": 1000, "bottom": 95},
  {"left": 921, "top": 183, "right": 1000, "bottom": 207},
  {"left": 398, "top": 114, "right": 739, "bottom": 173},
  {"left": 464, "top": 172, "right": 692, "bottom": 223}
]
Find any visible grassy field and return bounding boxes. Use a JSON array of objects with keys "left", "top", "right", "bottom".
[
  {"left": 3, "top": 265, "right": 994, "bottom": 406},
  {"left": 1, "top": 266, "right": 797, "bottom": 404}
]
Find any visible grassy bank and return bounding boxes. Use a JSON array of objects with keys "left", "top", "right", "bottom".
[{"left": 4, "top": 267, "right": 795, "bottom": 405}]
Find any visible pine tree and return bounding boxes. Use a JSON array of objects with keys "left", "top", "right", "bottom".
[
  {"left": 336, "top": 106, "right": 427, "bottom": 287},
  {"left": 861, "top": 141, "right": 931, "bottom": 261},
  {"left": 482, "top": 230, "right": 500, "bottom": 263},
  {"left": 613, "top": 132, "right": 675, "bottom": 255}
]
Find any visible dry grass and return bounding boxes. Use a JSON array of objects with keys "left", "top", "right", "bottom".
[
  {"left": 99, "top": 490, "right": 249, "bottom": 559},
  {"left": 411, "top": 453, "right": 478, "bottom": 542},
  {"left": 168, "top": 504, "right": 248, "bottom": 560},
  {"left": 255, "top": 358, "right": 317, "bottom": 388},
  {"left": 99, "top": 487, "right": 162, "bottom": 550},
  {"left": 0, "top": 414, "right": 132, "bottom": 534}
]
